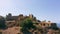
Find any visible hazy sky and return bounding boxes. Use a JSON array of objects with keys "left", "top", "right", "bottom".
[{"left": 0, "top": 0, "right": 60, "bottom": 23}]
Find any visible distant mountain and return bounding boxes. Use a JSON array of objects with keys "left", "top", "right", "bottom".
[{"left": 57, "top": 23, "right": 60, "bottom": 28}]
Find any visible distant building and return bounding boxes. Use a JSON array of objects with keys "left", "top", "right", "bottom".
[
  {"left": 39, "top": 21, "right": 52, "bottom": 28},
  {"left": 5, "top": 13, "right": 37, "bottom": 27}
]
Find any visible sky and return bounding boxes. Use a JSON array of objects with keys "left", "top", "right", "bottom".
[{"left": 0, "top": 0, "right": 60, "bottom": 23}]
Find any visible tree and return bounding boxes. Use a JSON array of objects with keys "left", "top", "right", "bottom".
[
  {"left": 0, "top": 16, "right": 6, "bottom": 29},
  {"left": 20, "top": 18, "right": 36, "bottom": 32}
]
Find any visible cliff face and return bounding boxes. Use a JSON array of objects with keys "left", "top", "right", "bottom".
[{"left": 1, "top": 27, "right": 20, "bottom": 34}]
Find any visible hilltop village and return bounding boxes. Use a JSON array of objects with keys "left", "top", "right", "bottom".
[{"left": 0, "top": 13, "right": 60, "bottom": 34}]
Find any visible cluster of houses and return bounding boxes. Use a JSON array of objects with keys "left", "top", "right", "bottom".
[{"left": 0, "top": 13, "right": 60, "bottom": 34}]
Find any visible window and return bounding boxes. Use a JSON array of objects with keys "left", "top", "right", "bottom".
[{"left": 43, "top": 24, "right": 45, "bottom": 26}]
